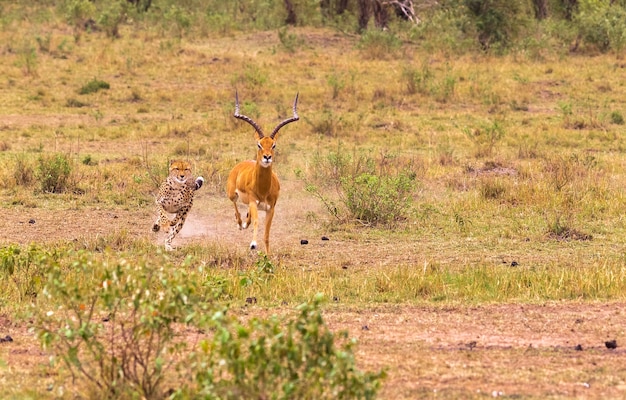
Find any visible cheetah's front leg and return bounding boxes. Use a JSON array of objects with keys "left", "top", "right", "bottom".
[
  {"left": 164, "top": 210, "right": 189, "bottom": 251},
  {"left": 152, "top": 203, "right": 172, "bottom": 232}
]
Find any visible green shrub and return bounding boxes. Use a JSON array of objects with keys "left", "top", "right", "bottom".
[
  {"left": 278, "top": 26, "right": 304, "bottom": 53},
  {"left": 357, "top": 30, "right": 402, "bottom": 60},
  {"left": 463, "top": 120, "right": 505, "bottom": 157},
  {"left": 182, "top": 294, "right": 385, "bottom": 400},
  {"left": 163, "top": 5, "right": 191, "bottom": 37},
  {"left": 96, "top": 0, "right": 129, "bottom": 38},
  {"left": 575, "top": 2, "right": 626, "bottom": 54},
  {"left": 60, "top": 0, "right": 96, "bottom": 41},
  {"left": 36, "top": 153, "right": 72, "bottom": 193},
  {"left": 464, "top": 0, "right": 531, "bottom": 51},
  {"left": 610, "top": 110, "right": 625, "bottom": 125},
  {"left": 37, "top": 254, "right": 383, "bottom": 399},
  {"left": 341, "top": 171, "right": 415, "bottom": 226},
  {"left": 300, "top": 152, "right": 418, "bottom": 227},
  {"left": 0, "top": 245, "right": 52, "bottom": 303},
  {"left": 38, "top": 252, "right": 217, "bottom": 399},
  {"left": 79, "top": 78, "right": 110, "bottom": 95}
]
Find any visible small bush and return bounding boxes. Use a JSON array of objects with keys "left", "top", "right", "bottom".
[
  {"left": 300, "top": 152, "right": 418, "bottom": 227},
  {"left": 79, "top": 78, "right": 110, "bottom": 94},
  {"left": 610, "top": 110, "right": 624, "bottom": 125},
  {"left": 464, "top": 120, "right": 505, "bottom": 158},
  {"left": 38, "top": 253, "right": 215, "bottom": 399},
  {"left": 277, "top": 26, "right": 304, "bottom": 53},
  {"left": 464, "top": 0, "right": 531, "bottom": 51},
  {"left": 341, "top": 171, "right": 415, "bottom": 226},
  {"left": 575, "top": 3, "right": 626, "bottom": 54},
  {"left": 36, "top": 153, "right": 72, "bottom": 193},
  {"left": 97, "top": 0, "right": 129, "bottom": 38},
  {"left": 183, "top": 294, "right": 385, "bottom": 400},
  {"left": 82, "top": 154, "right": 97, "bottom": 166},
  {"left": 358, "top": 30, "right": 402, "bottom": 60},
  {"left": 0, "top": 245, "right": 52, "bottom": 303}
]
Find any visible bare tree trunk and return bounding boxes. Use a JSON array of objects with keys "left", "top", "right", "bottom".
[
  {"left": 562, "top": 0, "right": 577, "bottom": 21},
  {"left": 373, "top": 0, "right": 390, "bottom": 28},
  {"left": 337, "top": 0, "right": 350, "bottom": 14},
  {"left": 358, "top": 0, "right": 371, "bottom": 32},
  {"left": 320, "top": 0, "right": 331, "bottom": 19},
  {"left": 284, "top": 0, "right": 297, "bottom": 25},
  {"left": 533, "top": 0, "right": 548, "bottom": 20}
]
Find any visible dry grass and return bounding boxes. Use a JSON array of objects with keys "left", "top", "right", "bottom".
[{"left": 2, "top": 5, "right": 626, "bottom": 398}]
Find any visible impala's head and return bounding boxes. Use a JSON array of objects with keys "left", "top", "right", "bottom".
[
  {"left": 256, "top": 136, "right": 276, "bottom": 168},
  {"left": 234, "top": 92, "right": 299, "bottom": 169}
]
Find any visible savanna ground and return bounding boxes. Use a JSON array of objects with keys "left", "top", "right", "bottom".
[{"left": 1, "top": 3, "right": 626, "bottom": 399}]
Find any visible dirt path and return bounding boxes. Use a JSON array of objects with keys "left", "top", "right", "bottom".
[{"left": 1, "top": 303, "right": 625, "bottom": 399}]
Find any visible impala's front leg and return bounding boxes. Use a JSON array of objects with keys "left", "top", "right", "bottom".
[
  {"left": 248, "top": 201, "right": 260, "bottom": 250},
  {"left": 264, "top": 205, "right": 275, "bottom": 255}
]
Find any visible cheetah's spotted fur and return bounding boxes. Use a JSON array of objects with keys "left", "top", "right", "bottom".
[{"left": 152, "top": 160, "right": 204, "bottom": 251}]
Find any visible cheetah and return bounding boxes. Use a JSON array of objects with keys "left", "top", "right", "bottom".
[{"left": 152, "top": 160, "right": 204, "bottom": 251}]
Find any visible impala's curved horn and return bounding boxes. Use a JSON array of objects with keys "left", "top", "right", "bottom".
[
  {"left": 270, "top": 93, "right": 299, "bottom": 138},
  {"left": 234, "top": 91, "right": 265, "bottom": 138}
]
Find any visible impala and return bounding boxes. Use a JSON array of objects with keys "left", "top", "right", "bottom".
[{"left": 226, "top": 92, "right": 299, "bottom": 254}]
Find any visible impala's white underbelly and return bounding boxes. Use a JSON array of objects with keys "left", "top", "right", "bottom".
[{"left": 235, "top": 190, "right": 270, "bottom": 210}]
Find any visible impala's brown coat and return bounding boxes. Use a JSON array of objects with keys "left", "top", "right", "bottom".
[{"left": 226, "top": 93, "right": 299, "bottom": 254}]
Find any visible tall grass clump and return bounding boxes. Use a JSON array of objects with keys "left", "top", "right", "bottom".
[
  {"left": 36, "top": 153, "right": 72, "bottom": 193},
  {"left": 0, "top": 245, "right": 53, "bottom": 304},
  {"left": 299, "top": 151, "right": 418, "bottom": 227},
  {"left": 357, "top": 30, "right": 402, "bottom": 60},
  {"left": 13, "top": 155, "right": 35, "bottom": 187},
  {"left": 79, "top": 78, "right": 110, "bottom": 95}
]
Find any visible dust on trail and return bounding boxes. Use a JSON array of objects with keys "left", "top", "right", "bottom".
[{"left": 169, "top": 178, "right": 329, "bottom": 255}]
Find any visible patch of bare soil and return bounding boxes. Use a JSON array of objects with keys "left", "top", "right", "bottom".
[
  {"left": 1, "top": 303, "right": 625, "bottom": 399},
  {"left": 323, "top": 303, "right": 626, "bottom": 399}
]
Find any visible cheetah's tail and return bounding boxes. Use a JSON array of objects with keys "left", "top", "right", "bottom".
[{"left": 195, "top": 177, "right": 205, "bottom": 191}]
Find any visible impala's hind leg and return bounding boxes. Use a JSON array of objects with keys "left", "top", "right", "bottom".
[{"left": 227, "top": 185, "right": 245, "bottom": 229}]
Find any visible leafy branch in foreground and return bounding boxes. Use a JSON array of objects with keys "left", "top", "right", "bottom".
[
  {"left": 37, "top": 252, "right": 215, "bottom": 399},
  {"left": 35, "top": 252, "right": 384, "bottom": 399},
  {"left": 181, "top": 293, "right": 385, "bottom": 400}
]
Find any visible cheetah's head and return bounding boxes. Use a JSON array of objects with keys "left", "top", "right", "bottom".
[{"left": 168, "top": 160, "right": 193, "bottom": 185}]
